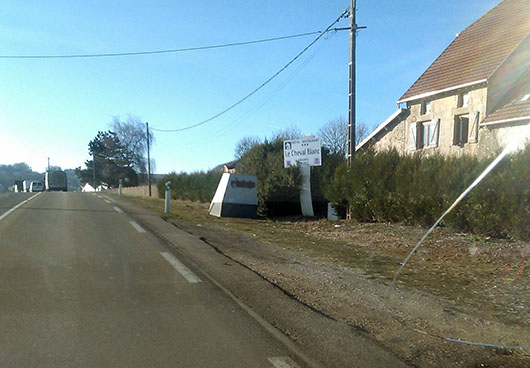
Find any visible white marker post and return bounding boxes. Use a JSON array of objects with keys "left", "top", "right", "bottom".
[
  {"left": 283, "top": 137, "right": 322, "bottom": 217},
  {"left": 118, "top": 179, "right": 123, "bottom": 196},
  {"left": 165, "top": 181, "right": 171, "bottom": 213}
]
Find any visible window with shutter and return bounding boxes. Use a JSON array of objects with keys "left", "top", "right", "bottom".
[{"left": 469, "top": 112, "right": 479, "bottom": 143}]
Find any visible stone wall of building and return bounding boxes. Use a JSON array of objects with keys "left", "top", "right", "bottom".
[
  {"left": 371, "top": 117, "right": 407, "bottom": 153},
  {"left": 361, "top": 86, "right": 528, "bottom": 159},
  {"left": 477, "top": 122, "right": 530, "bottom": 158},
  {"left": 409, "top": 86, "right": 487, "bottom": 157},
  {"left": 371, "top": 86, "right": 493, "bottom": 157}
]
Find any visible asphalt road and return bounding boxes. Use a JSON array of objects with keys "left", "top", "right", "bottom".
[{"left": 0, "top": 192, "right": 302, "bottom": 367}]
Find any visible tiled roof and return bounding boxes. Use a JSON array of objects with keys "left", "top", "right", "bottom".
[
  {"left": 399, "top": 0, "right": 530, "bottom": 102},
  {"left": 482, "top": 95, "right": 530, "bottom": 124}
]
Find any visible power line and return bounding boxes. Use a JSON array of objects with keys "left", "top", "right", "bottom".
[
  {"left": 0, "top": 31, "right": 324, "bottom": 59},
  {"left": 151, "top": 9, "right": 350, "bottom": 133},
  {"left": 177, "top": 31, "right": 334, "bottom": 153}
]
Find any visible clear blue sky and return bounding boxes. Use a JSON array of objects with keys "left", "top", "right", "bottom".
[{"left": 0, "top": 0, "right": 500, "bottom": 174}]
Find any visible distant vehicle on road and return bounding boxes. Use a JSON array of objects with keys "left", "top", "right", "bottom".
[
  {"left": 45, "top": 171, "right": 68, "bottom": 192},
  {"left": 14, "top": 180, "right": 24, "bottom": 193},
  {"left": 29, "top": 181, "right": 44, "bottom": 192}
]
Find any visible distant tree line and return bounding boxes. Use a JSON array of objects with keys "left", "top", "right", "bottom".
[{"left": 0, "top": 163, "right": 43, "bottom": 192}]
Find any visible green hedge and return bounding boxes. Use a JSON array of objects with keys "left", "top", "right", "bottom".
[
  {"left": 236, "top": 139, "right": 301, "bottom": 216},
  {"left": 324, "top": 146, "right": 529, "bottom": 240},
  {"left": 157, "top": 170, "right": 222, "bottom": 203}
]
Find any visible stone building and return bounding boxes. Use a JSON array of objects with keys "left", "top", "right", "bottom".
[{"left": 357, "top": 0, "right": 530, "bottom": 158}]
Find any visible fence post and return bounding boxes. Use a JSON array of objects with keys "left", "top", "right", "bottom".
[
  {"left": 118, "top": 179, "right": 123, "bottom": 196},
  {"left": 165, "top": 181, "right": 171, "bottom": 213}
]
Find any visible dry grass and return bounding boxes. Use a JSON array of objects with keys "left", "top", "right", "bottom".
[{"left": 117, "top": 194, "right": 530, "bottom": 327}]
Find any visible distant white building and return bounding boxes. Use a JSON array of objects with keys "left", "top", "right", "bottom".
[
  {"left": 81, "top": 183, "right": 95, "bottom": 192},
  {"left": 96, "top": 184, "right": 109, "bottom": 192}
]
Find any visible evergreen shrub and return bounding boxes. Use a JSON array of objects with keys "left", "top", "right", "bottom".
[
  {"left": 157, "top": 170, "right": 221, "bottom": 203},
  {"left": 236, "top": 139, "right": 301, "bottom": 216}
]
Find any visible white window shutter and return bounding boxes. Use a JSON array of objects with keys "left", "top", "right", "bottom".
[
  {"left": 469, "top": 112, "right": 479, "bottom": 143},
  {"left": 429, "top": 119, "right": 440, "bottom": 147},
  {"left": 409, "top": 122, "right": 417, "bottom": 150}
]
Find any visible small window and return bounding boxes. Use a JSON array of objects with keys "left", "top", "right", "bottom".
[
  {"left": 458, "top": 92, "right": 469, "bottom": 107},
  {"left": 421, "top": 100, "right": 431, "bottom": 115},
  {"left": 422, "top": 123, "right": 430, "bottom": 148},
  {"left": 453, "top": 115, "right": 469, "bottom": 146}
]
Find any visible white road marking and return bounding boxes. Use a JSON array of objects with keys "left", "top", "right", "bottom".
[
  {"left": 0, "top": 193, "right": 41, "bottom": 222},
  {"left": 129, "top": 220, "right": 146, "bottom": 233},
  {"left": 97, "top": 195, "right": 102, "bottom": 198},
  {"left": 113, "top": 206, "right": 124, "bottom": 214},
  {"left": 268, "top": 357, "right": 301, "bottom": 368},
  {"left": 160, "top": 252, "right": 202, "bottom": 283},
  {"left": 104, "top": 199, "right": 112, "bottom": 204},
  {"left": 103, "top": 196, "right": 116, "bottom": 203}
]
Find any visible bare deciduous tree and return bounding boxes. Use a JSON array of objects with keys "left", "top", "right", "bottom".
[
  {"left": 110, "top": 115, "right": 154, "bottom": 174},
  {"left": 317, "top": 117, "right": 368, "bottom": 156},
  {"left": 234, "top": 136, "right": 262, "bottom": 159},
  {"left": 270, "top": 125, "right": 303, "bottom": 142}
]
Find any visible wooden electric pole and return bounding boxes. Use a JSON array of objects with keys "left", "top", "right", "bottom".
[{"left": 146, "top": 122, "right": 151, "bottom": 197}]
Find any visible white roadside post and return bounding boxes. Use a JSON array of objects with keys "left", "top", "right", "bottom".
[
  {"left": 118, "top": 179, "right": 123, "bottom": 196},
  {"left": 164, "top": 181, "right": 171, "bottom": 213},
  {"left": 283, "top": 137, "right": 321, "bottom": 217}
]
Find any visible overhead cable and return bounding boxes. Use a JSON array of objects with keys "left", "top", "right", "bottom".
[
  {"left": 0, "top": 31, "right": 323, "bottom": 59},
  {"left": 151, "top": 8, "right": 350, "bottom": 133},
  {"left": 176, "top": 31, "right": 334, "bottom": 152}
]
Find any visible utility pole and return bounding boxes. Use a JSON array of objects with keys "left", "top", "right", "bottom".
[
  {"left": 146, "top": 122, "right": 151, "bottom": 197},
  {"left": 47, "top": 157, "right": 50, "bottom": 172},
  {"left": 347, "top": 0, "right": 357, "bottom": 167},
  {"left": 347, "top": 1, "right": 366, "bottom": 167},
  {"left": 93, "top": 152, "right": 96, "bottom": 190}
]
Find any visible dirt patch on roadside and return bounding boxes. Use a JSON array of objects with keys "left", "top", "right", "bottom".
[{"left": 120, "top": 195, "right": 530, "bottom": 367}]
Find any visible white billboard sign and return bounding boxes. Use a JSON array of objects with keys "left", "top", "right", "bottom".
[
  {"left": 283, "top": 137, "right": 322, "bottom": 168},
  {"left": 209, "top": 173, "right": 258, "bottom": 218}
]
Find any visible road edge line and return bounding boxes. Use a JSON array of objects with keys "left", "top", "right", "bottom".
[{"left": 0, "top": 192, "right": 41, "bottom": 222}]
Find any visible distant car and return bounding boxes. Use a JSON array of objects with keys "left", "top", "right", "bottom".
[{"left": 29, "top": 181, "right": 44, "bottom": 192}]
